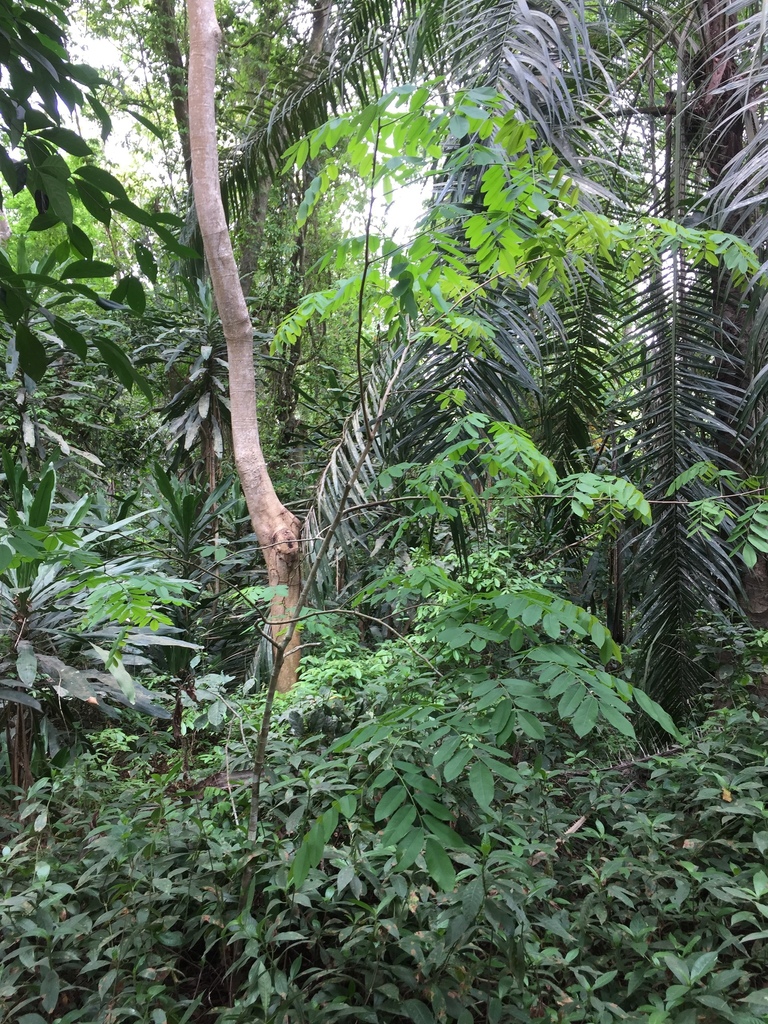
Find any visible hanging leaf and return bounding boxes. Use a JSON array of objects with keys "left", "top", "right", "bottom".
[
  {"left": 91, "top": 335, "right": 152, "bottom": 400},
  {"left": 469, "top": 760, "right": 495, "bottom": 811},
  {"left": 16, "top": 322, "right": 48, "bottom": 382},
  {"left": 571, "top": 695, "right": 599, "bottom": 737},
  {"left": 632, "top": 688, "right": 681, "bottom": 738},
  {"left": 425, "top": 836, "right": 456, "bottom": 891},
  {"left": 374, "top": 784, "right": 407, "bottom": 821},
  {"left": 16, "top": 643, "right": 38, "bottom": 685}
]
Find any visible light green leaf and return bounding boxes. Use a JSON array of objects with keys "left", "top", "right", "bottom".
[
  {"left": 16, "top": 643, "right": 38, "bottom": 685},
  {"left": 633, "top": 688, "right": 681, "bottom": 738},
  {"left": 571, "top": 695, "right": 599, "bottom": 737}
]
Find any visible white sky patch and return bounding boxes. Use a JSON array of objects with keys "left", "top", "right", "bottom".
[{"left": 70, "top": 20, "right": 431, "bottom": 252}]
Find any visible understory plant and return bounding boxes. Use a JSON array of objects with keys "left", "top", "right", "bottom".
[{"left": 2, "top": 672, "right": 768, "bottom": 1023}]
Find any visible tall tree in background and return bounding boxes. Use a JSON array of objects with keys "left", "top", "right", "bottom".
[{"left": 188, "top": 0, "right": 302, "bottom": 692}]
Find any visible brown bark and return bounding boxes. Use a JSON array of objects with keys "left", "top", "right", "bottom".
[
  {"left": 155, "top": 0, "right": 192, "bottom": 185},
  {"left": 308, "top": 0, "right": 330, "bottom": 57},
  {"left": 692, "top": 0, "right": 765, "bottom": 624},
  {"left": 187, "top": 0, "right": 301, "bottom": 691}
]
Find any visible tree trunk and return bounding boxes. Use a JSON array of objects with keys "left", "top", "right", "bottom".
[
  {"left": 187, "top": 0, "right": 301, "bottom": 691},
  {"left": 155, "top": 0, "right": 192, "bottom": 185}
]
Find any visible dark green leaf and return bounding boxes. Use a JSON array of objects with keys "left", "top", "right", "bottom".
[
  {"left": 134, "top": 241, "right": 157, "bottom": 282},
  {"left": 401, "top": 1001, "right": 434, "bottom": 1024},
  {"left": 469, "top": 761, "right": 494, "bottom": 811},
  {"left": 39, "top": 126, "right": 92, "bottom": 156},
  {"left": 62, "top": 259, "right": 116, "bottom": 279},
  {"left": 75, "top": 164, "right": 126, "bottom": 198},
  {"left": 91, "top": 335, "right": 152, "bottom": 400},
  {"left": 16, "top": 323, "right": 48, "bottom": 382},
  {"left": 425, "top": 837, "right": 456, "bottom": 891},
  {"left": 374, "top": 785, "right": 407, "bottom": 822}
]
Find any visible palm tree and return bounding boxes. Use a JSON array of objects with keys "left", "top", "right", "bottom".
[
  {"left": 169, "top": 0, "right": 768, "bottom": 713},
  {"left": 289, "top": 0, "right": 768, "bottom": 716}
]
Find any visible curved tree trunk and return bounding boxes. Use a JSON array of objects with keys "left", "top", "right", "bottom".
[{"left": 187, "top": 0, "right": 301, "bottom": 691}]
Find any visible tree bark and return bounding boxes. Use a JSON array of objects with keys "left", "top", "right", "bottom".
[
  {"left": 155, "top": 0, "right": 192, "bottom": 185},
  {"left": 187, "top": 0, "right": 301, "bottom": 691}
]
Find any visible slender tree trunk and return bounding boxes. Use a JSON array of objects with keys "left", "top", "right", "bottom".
[
  {"left": 155, "top": 0, "right": 192, "bottom": 185},
  {"left": 187, "top": 0, "right": 301, "bottom": 691}
]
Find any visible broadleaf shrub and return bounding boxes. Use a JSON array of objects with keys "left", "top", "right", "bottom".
[{"left": 2, "top": 665, "right": 768, "bottom": 1023}]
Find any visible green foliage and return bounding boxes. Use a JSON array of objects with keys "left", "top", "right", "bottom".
[
  {"left": 276, "top": 85, "right": 760, "bottom": 354},
  {"left": 3, "top": 671, "right": 768, "bottom": 1022},
  {"left": 0, "top": 454, "right": 202, "bottom": 782}
]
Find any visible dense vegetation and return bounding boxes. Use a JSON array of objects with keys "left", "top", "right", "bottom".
[{"left": 3, "top": 0, "right": 768, "bottom": 1019}]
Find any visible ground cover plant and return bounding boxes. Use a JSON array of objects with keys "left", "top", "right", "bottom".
[{"left": 2, "top": 658, "right": 768, "bottom": 1023}]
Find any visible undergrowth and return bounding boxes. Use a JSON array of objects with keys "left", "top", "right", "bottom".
[{"left": 2, "top": 658, "right": 768, "bottom": 1024}]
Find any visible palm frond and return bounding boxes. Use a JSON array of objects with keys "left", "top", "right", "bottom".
[{"left": 620, "top": 260, "right": 748, "bottom": 713}]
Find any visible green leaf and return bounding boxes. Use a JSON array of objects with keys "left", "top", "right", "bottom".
[
  {"left": 571, "top": 695, "right": 599, "bottom": 737},
  {"left": 291, "top": 843, "right": 311, "bottom": 887},
  {"left": 106, "top": 655, "right": 135, "bottom": 704},
  {"left": 633, "top": 688, "right": 681, "bottom": 738},
  {"left": 73, "top": 178, "right": 111, "bottom": 224},
  {"left": 67, "top": 222, "right": 94, "bottom": 260},
  {"left": 599, "top": 701, "right": 636, "bottom": 739},
  {"left": 16, "top": 643, "right": 37, "bottom": 685},
  {"left": 75, "top": 165, "right": 127, "bottom": 199},
  {"left": 62, "top": 259, "right": 115, "bottom": 279},
  {"left": 449, "top": 114, "right": 469, "bottom": 138},
  {"left": 443, "top": 747, "right": 473, "bottom": 781},
  {"left": 39, "top": 126, "right": 92, "bottom": 156},
  {"left": 125, "top": 107, "right": 165, "bottom": 139},
  {"left": 29, "top": 466, "right": 56, "bottom": 527},
  {"left": 134, "top": 241, "right": 157, "bottom": 283},
  {"left": 374, "top": 784, "right": 407, "bottom": 822},
  {"left": 52, "top": 316, "right": 87, "bottom": 358},
  {"left": 742, "top": 989, "right": 768, "bottom": 1006},
  {"left": 40, "top": 968, "right": 60, "bottom": 1013},
  {"left": 689, "top": 952, "right": 717, "bottom": 982},
  {"left": 336, "top": 794, "right": 356, "bottom": 818},
  {"left": 401, "top": 1001, "right": 435, "bottom": 1024},
  {"left": 0, "top": 543, "right": 13, "bottom": 573},
  {"left": 91, "top": 335, "right": 152, "bottom": 400},
  {"left": 379, "top": 804, "right": 417, "bottom": 847},
  {"left": 396, "top": 826, "right": 424, "bottom": 870},
  {"left": 469, "top": 761, "right": 495, "bottom": 811},
  {"left": 16, "top": 323, "right": 48, "bottom": 382},
  {"left": 425, "top": 837, "right": 456, "bottom": 891},
  {"left": 663, "top": 953, "right": 691, "bottom": 986},
  {"left": 516, "top": 709, "right": 545, "bottom": 739},
  {"left": 111, "top": 274, "right": 146, "bottom": 314}
]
